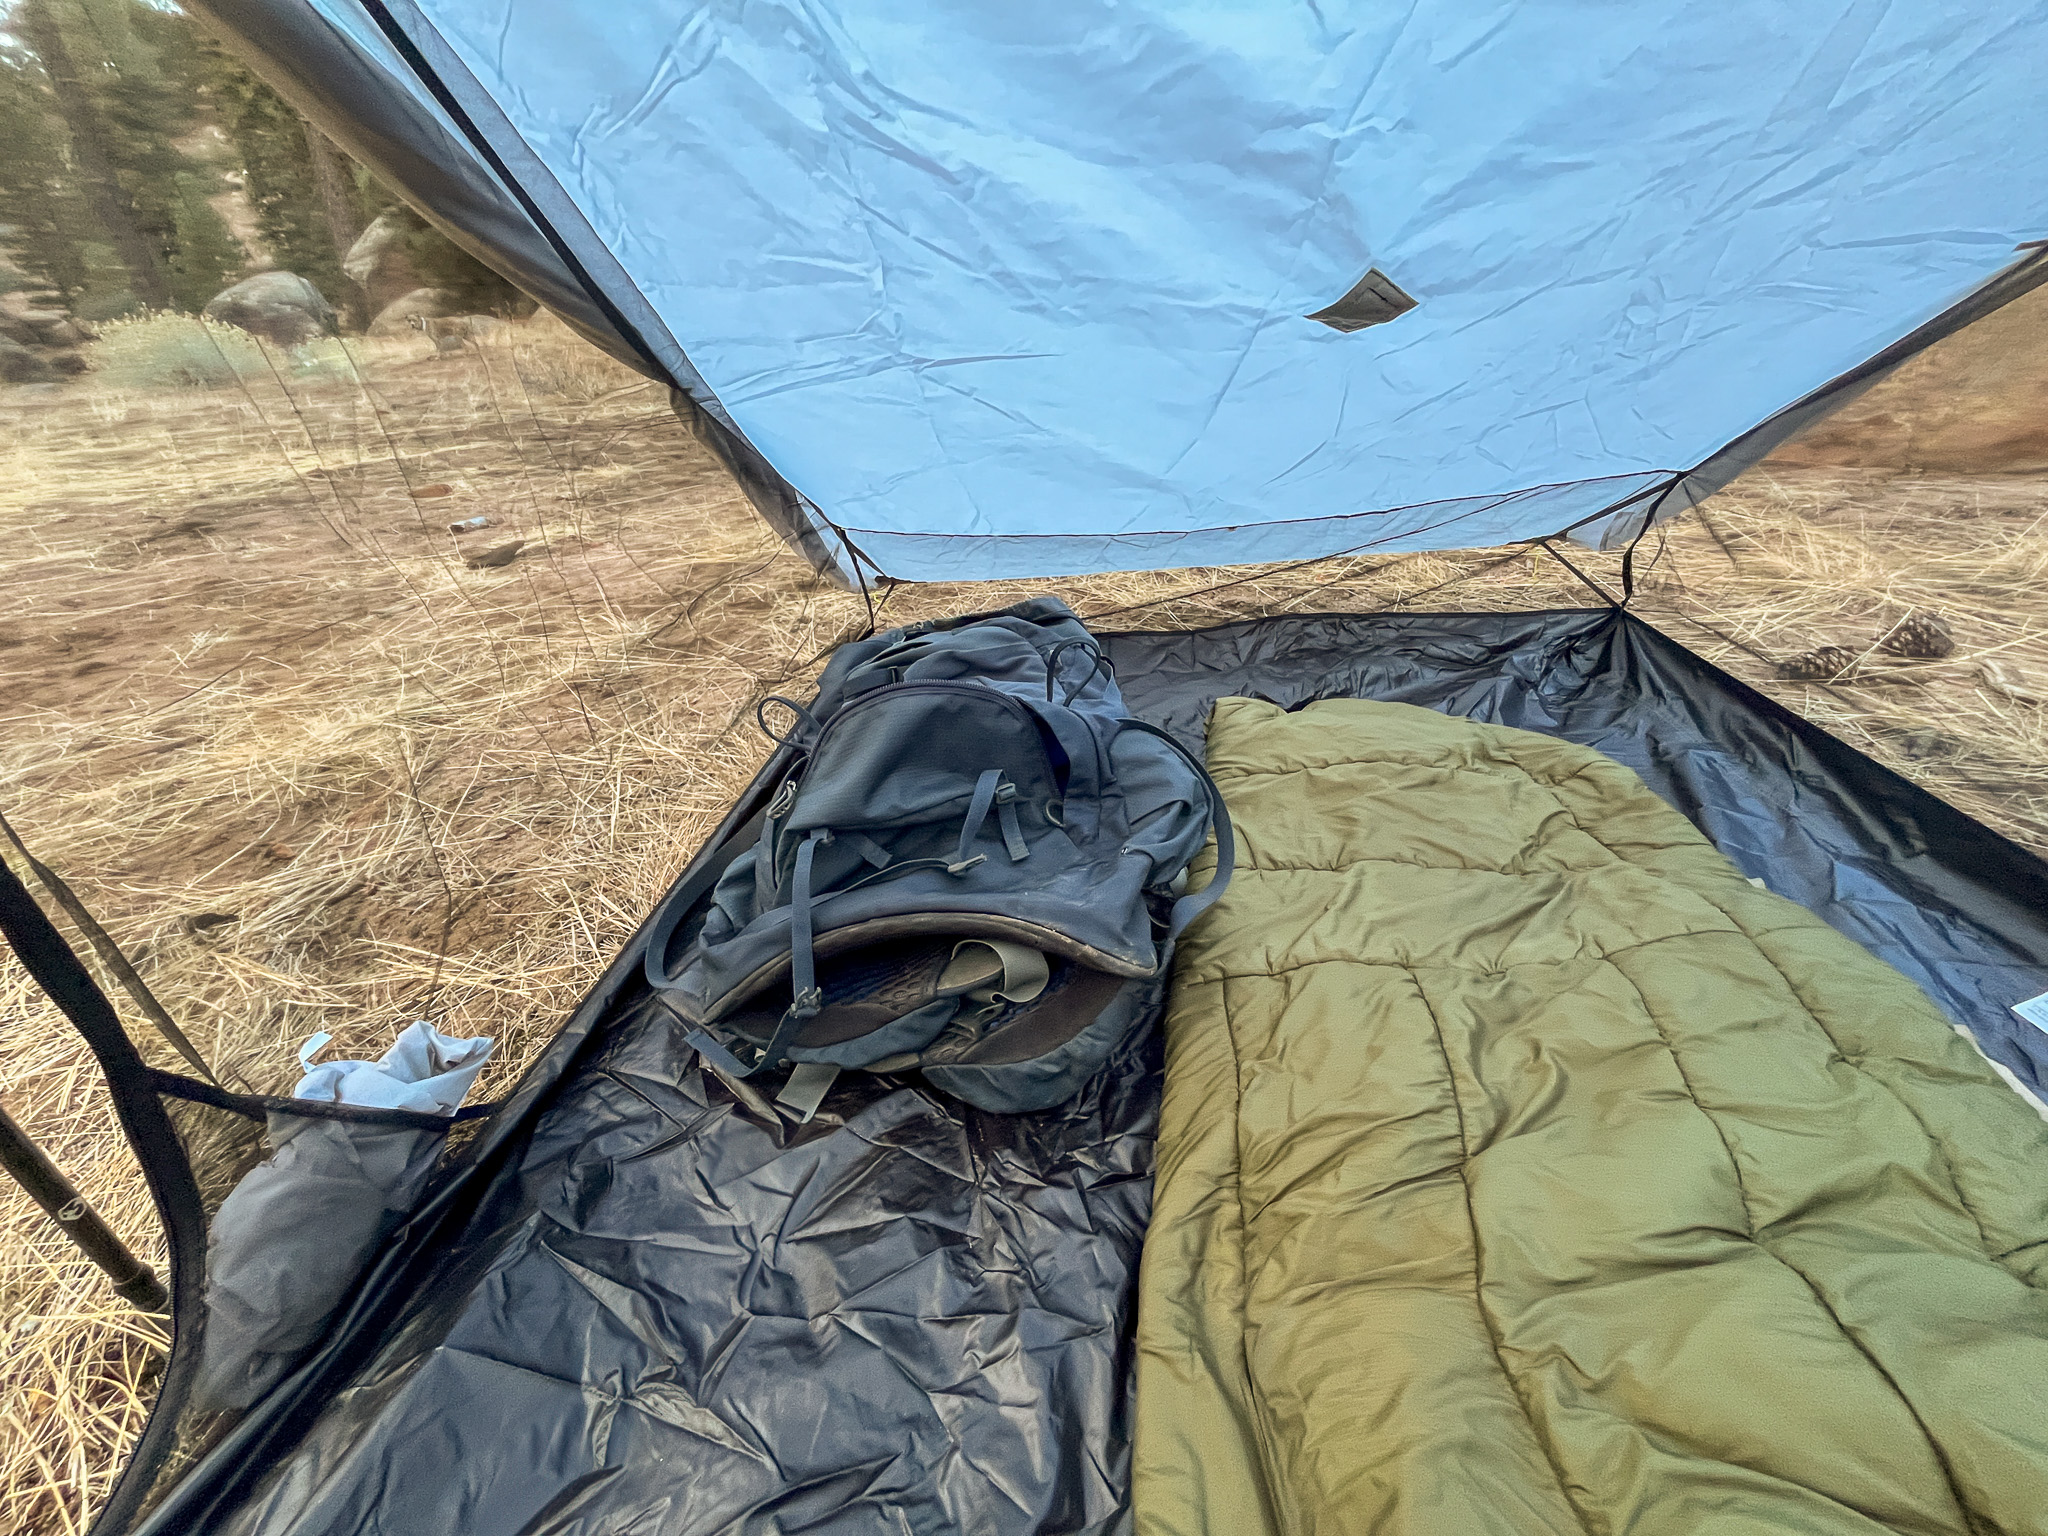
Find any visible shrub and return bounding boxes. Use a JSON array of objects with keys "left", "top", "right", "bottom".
[
  {"left": 74, "top": 288, "right": 146, "bottom": 325},
  {"left": 87, "top": 311, "right": 349, "bottom": 389}
]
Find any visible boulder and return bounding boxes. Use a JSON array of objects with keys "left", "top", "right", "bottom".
[
  {"left": 46, "top": 351, "right": 90, "bottom": 376},
  {"left": 202, "top": 272, "right": 336, "bottom": 347},
  {"left": 0, "top": 311, "right": 38, "bottom": 347},
  {"left": 0, "top": 338, "right": 54, "bottom": 384},
  {"left": 368, "top": 286, "right": 459, "bottom": 338},
  {"left": 342, "top": 212, "right": 426, "bottom": 314},
  {"left": 11, "top": 309, "right": 88, "bottom": 346},
  {"left": 33, "top": 317, "right": 89, "bottom": 347}
]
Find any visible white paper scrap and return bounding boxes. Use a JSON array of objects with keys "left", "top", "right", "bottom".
[
  {"left": 293, "top": 1022, "right": 494, "bottom": 1115},
  {"left": 2010, "top": 992, "right": 2048, "bottom": 1035}
]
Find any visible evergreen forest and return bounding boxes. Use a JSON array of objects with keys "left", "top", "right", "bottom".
[{"left": 0, "top": 0, "right": 506, "bottom": 326}]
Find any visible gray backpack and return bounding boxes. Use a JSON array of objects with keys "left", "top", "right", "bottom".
[{"left": 645, "top": 598, "right": 1232, "bottom": 1114}]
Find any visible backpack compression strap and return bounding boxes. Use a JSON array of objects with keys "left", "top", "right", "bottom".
[
  {"left": 689, "top": 762, "right": 1040, "bottom": 1079},
  {"left": 688, "top": 829, "right": 829, "bottom": 1079}
]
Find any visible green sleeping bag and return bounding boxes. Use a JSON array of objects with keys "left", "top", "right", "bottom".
[{"left": 1136, "top": 697, "right": 2048, "bottom": 1536}]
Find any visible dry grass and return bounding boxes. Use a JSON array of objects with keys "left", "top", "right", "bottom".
[{"left": 1, "top": 307, "right": 2044, "bottom": 1533}]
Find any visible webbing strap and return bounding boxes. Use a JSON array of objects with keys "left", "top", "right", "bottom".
[
  {"left": 705, "top": 830, "right": 830, "bottom": 1079},
  {"left": 774, "top": 1062, "right": 840, "bottom": 1124},
  {"left": 953, "top": 770, "right": 1004, "bottom": 870},
  {"left": 1115, "top": 720, "right": 1238, "bottom": 944},
  {"left": 842, "top": 831, "right": 893, "bottom": 869},
  {"left": 787, "top": 831, "right": 825, "bottom": 1016},
  {"left": 754, "top": 831, "right": 830, "bottom": 1074},
  {"left": 995, "top": 793, "right": 1028, "bottom": 862},
  {"left": 0, "top": 810, "right": 220, "bottom": 1085},
  {"left": 952, "top": 939, "right": 1050, "bottom": 1022}
]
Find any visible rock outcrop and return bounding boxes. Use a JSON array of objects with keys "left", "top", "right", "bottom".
[
  {"left": 202, "top": 272, "right": 337, "bottom": 348},
  {"left": 1, "top": 337, "right": 54, "bottom": 384},
  {"left": 342, "top": 212, "right": 427, "bottom": 315},
  {"left": 0, "top": 299, "right": 91, "bottom": 382}
]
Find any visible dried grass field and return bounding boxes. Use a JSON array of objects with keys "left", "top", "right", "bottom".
[{"left": 2, "top": 294, "right": 2046, "bottom": 1533}]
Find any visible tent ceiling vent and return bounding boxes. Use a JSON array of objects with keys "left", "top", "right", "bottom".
[{"left": 1306, "top": 268, "right": 1418, "bottom": 332}]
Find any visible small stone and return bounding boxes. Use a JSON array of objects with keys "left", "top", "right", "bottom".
[
  {"left": 1899, "top": 729, "right": 1955, "bottom": 760},
  {"left": 183, "top": 912, "right": 240, "bottom": 934},
  {"left": 410, "top": 483, "right": 454, "bottom": 498},
  {"left": 463, "top": 539, "right": 525, "bottom": 569},
  {"left": 35, "top": 318, "right": 88, "bottom": 347},
  {"left": 0, "top": 337, "right": 54, "bottom": 383},
  {"left": 1979, "top": 659, "right": 2045, "bottom": 704}
]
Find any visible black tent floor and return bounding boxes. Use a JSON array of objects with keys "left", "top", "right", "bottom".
[{"left": 117, "top": 607, "right": 2048, "bottom": 1536}]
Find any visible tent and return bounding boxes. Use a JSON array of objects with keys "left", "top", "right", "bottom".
[
  {"left": 4, "top": 3, "right": 2048, "bottom": 1532},
  {"left": 187, "top": 0, "right": 2048, "bottom": 582}
]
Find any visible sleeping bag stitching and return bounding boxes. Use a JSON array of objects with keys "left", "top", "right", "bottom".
[
  {"left": 1209, "top": 760, "right": 1599, "bottom": 787},
  {"left": 1216, "top": 972, "right": 1292, "bottom": 1516},
  {"left": 1189, "top": 933, "right": 1774, "bottom": 987},
  {"left": 1543, "top": 747, "right": 2040, "bottom": 1527},
  {"left": 1691, "top": 901, "right": 2013, "bottom": 1275},
  {"left": 1479, "top": 763, "right": 2019, "bottom": 1283},
  {"left": 1598, "top": 956, "right": 1987, "bottom": 1536},
  {"left": 1402, "top": 962, "right": 1604, "bottom": 1536},
  {"left": 1542, "top": 759, "right": 2031, "bottom": 1288}
]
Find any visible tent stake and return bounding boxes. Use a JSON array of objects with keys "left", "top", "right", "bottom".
[{"left": 0, "top": 1102, "right": 168, "bottom": 1314}]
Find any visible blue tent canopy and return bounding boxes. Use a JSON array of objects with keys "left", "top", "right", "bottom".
[{"left": 193, "top": 1, "right": 2048, "bottom": 581}]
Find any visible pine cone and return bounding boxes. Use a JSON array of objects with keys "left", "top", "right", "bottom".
[
  {"left": 1876, "top": 610, "right": 1955, "bottom": 659},
  {"left": 1778, "top": 644, "right": 1862, "bottom": 682}
]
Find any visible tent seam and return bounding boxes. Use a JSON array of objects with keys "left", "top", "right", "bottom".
[
  {"left": 1403, "top": 962, "right": 1603, "bottom": 1536},
  {"left": 1603, "top": 954, "right": 1990, "bottom": 1536}
]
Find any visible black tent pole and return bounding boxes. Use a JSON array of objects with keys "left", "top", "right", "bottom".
[{"left": 0, "top": 1100, "right": 168, "bottom": 1313}]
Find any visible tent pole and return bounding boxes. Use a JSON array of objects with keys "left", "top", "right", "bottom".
[{"left": 0, "top": 1102, "right": 168, "bottom": 1314}]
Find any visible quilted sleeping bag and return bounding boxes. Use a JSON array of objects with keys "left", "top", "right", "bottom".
[{"left": 1135, "top": 697, "right": 2048, "bottom": 1536}]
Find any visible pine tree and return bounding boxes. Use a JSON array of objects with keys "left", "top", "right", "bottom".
[
  {"left": 2, "top": 0, "right": 243, "bottom": 315},
  {"left": 200, "top": 44, "right": 369, "bottom": 307},
  {"left": 12, "top": 0, "right": 172, "bottom": 310},
  {"left": 0, "top": 45, "right": 92, "bottom": 304},
  {"left": 1, "top": 2, "right": 527, "bottom": 330}
]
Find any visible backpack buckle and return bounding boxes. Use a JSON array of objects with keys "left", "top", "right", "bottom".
[{"left": 791, "top": 986, "right": 823, "bottom": 1018}]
